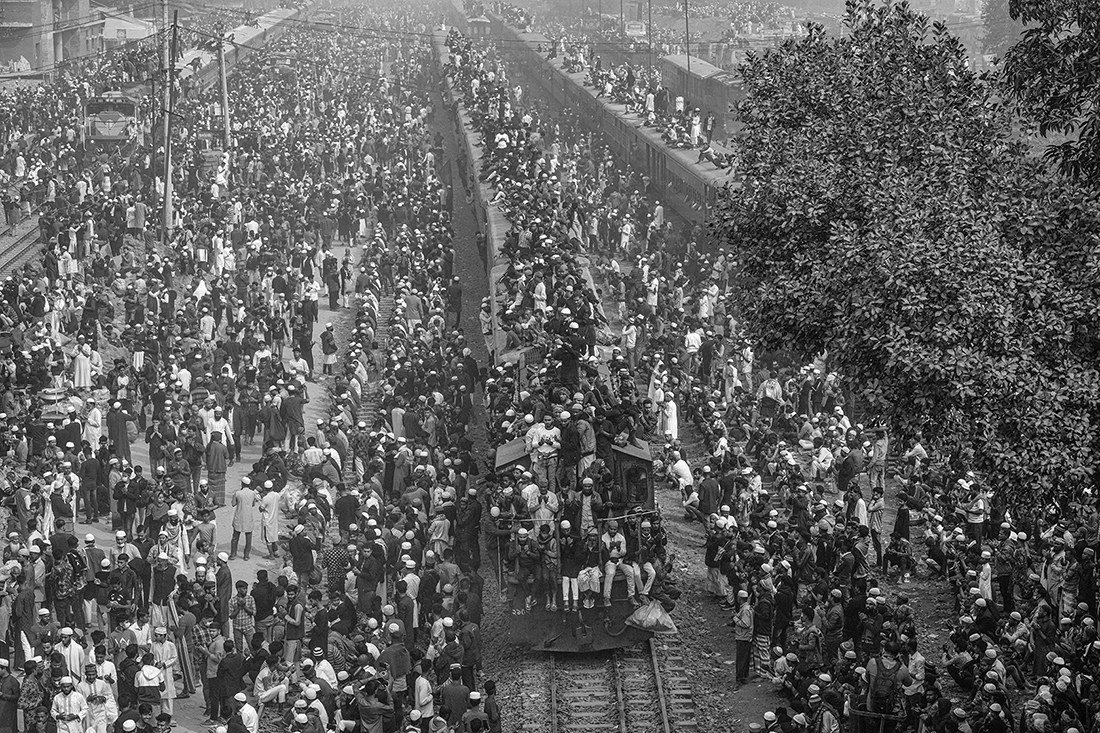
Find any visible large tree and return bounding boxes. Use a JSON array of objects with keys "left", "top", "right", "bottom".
[
  {"left": 981, "top": 0, "right": 1021, "bottom": 56},
  {"left": 714, "top": 0, "right": 1100, "bottom": 502},
  {"left": 1002, "top": 0, "right": 1100, "bottom": 182}
]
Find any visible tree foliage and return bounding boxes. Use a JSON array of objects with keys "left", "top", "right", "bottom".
[
  {"left": 1002, "top": 0, "right": 1100, "bottom": 182},
  {"left": 981, "top": 0, "right": 1021, "bottom": 57},
  {"left": 714, "top": 0, "right": 1100, "bottom": 503}
]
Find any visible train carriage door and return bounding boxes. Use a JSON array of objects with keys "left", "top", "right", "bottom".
[
  {"left": 642, "top": 141, "right": 651, "bottom": 191},
  {"left": 656, "top": 144, "right": 666, "bottom": 195}
]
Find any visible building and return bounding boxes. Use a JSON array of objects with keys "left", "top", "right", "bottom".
[
  {"left": 0, "top": 0, "right": 101, "bottom": 71},
  {"left": 101, "top": 10, "right": 153, "bottom": 49}
]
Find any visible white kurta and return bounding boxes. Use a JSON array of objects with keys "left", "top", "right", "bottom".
[
  {"left": 152, "top": 640, "right": 178, "bottom": 701},
  {"left": 77, "top": 678, "right": 118, "bottom": 733},
  {"left": 50, "top": 690, "right": 88, "bottom": 733},
  {"left": 259, "top": 491, "right": 280, "bottom": 544},
  {"left": 72, "top": 353, "right": 92, "bottom": 389},
  {"left": 660, "top": 400, "right": 679, "bottom": 440},
  {"left": 232, "top": 487, "right": 258, "bottom": 532},
  {"left": 240, "top": 703, "right": 259, "bottom": 733},
  {"left": 58, "top": 641, "right": 85, "bottom": 678},
  {"left": 83, "top": 407, "right": 102, "bottom": 445}
]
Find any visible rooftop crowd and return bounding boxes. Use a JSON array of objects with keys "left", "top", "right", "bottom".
[
  {"left": 486, "top": 1, "right": 735, "bottom": 162},
  {"left": 451, "top": 6, "right": 1100, "bottom": 733}
]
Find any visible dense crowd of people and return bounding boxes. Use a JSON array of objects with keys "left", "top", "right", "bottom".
[
  {"left": 652, "top": 0, "right": 789, "bottom": 26},
  {"left": 0, "top": 2, "right": 513, "bottom": 733},
  {"left": 452, "top": 6, "right": 1100, "bottom": 733},
  {"left": 0, "top": 7, "right": 271, "bottom": 235},
  {"left": 0, "top": 0, "right": 1091, "bottom": 733},
  {"left": 486, "top": 2, "right": 735, "bottom": 160},
  {"left": 444, "top": 11, "right": 696, "bottom": 621}
]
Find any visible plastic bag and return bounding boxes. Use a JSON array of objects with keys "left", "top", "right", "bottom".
[{"left": 625, "top": 600, "right": 678, "bottom": 635}]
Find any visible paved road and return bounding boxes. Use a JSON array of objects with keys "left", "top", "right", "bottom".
[{"left": 71, "top": 242, "right": 358, "bottom": 733}]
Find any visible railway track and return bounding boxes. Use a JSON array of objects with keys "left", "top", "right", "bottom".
[
  {"left": 0, "top": 223, "right": 41, "bottom": 277},
  {"left": 549, "top": 638, "right": 699, "bottom": 733}
]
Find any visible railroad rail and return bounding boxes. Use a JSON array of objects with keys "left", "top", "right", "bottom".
[
  {"left": 548, "top": 639, "right": 699, "bottom": 733},
  {"left": 0, "top": 222, "right": 43, "bottom": 277}
]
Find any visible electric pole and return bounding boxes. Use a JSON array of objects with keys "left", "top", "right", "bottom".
[
  {"left": 684, "top": 0, "right": 690, "bottom": 103},
  {"left": 647, "top": 0, "right": 652, "bottom": 70},
  {"left": 162, "top": 10, "right": 178, "bottom": 243},
  {"left": 161, "top": 0, "right": 169, "bottom": 120},
  {"left": 217, "top": 33, "right": 231, "bottom": 147}
]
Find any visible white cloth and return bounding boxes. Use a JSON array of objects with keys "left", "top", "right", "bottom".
[
  {"left": 76, "top": 678, "right": 117, "bottom": 732},
  {"left": 59, "top": 641, "right": 85, "bottom": 679},
  {"left": 259, "top": 491, "right": 280, "bottom": 543},
  {"left": 240, "top": 702, "right": 259, "bottom": 733},
  {"left": 232, "top": 486, "right": 258, "bottom": 532},
  {"left": 50, "top": 690, "right": 88, "bottom": 733}
]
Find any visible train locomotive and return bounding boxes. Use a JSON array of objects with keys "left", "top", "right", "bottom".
[
  {"left": 492, "top": 436, "right": 671, "bottom": 652},
  {"left": 82, "top": 91, "right": 142, "bottom": 151}
]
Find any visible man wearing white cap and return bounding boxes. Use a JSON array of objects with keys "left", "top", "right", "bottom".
[
  {"left": 258, "top": 480, "right": 281, "bottom": 560},
  {"left": 105, "top": 402, "right": 133, "bottom": 464},
  {"left": 215, "top": 553, "right": 233, "bottom": 635},
  {"left": 28, "top": 544, "right": 46, "bottom": 610},
  {"left": 230, "top": 478, "right": 258, "bottom": 561},
  {"left": 81, "top": 536, "right": 106, "bottom": 625},
  {"left": 57, "top": 628, "right": 84, "bottom": 679},
  {"left": 49, "top": 676, "right": 88, "bottom": 733},
  {"left": 205, "top": 407, "right": 234, "bottom": 456},
  {"left": 461, "top": 690, "right": 489, "bottom": 732},
  {"left": 152, "top": 627, "right": 177, "bottom": 714},
  {"left": 82, "top": 398, "right": 103, "bottom": 447},
  {"left": 77, "top": 663, "right": 115, "bottom": 733},
  {"left": 234, "top": 691, "right": 258, "bottom": 733},
  {"left": 108, "top": 533, "right": 140, "bottom": 570},
  {"left": 0, "top": 658, "right": 17, "bottom": 731},
  {"left": 525, "top": 413, "right": 561, "bottom": 495}
]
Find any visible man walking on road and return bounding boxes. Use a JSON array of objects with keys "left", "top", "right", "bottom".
[{"left": 447, "top": 276, "right": 463, "bottom": 327}]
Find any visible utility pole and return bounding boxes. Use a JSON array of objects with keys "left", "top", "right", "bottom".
[
  {"left": 217, "top": 33, "right": 231, "bottom": 147},
  {"left": 161, "top": 0, "right": 169, "bottom": 121},
  {"left": 684, "top": 0, "right": 690, "bottom": 103},
  {"left": 162, "top": 10, "right": 178, "bottom": 243},
  {"left": 647, "top": 0, "right": 652, "bottom": 70}
]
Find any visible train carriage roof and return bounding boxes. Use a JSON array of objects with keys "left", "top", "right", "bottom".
[
  {"left": 661, "top": 54, "right": 724, "bottom": 80},
  {"left": 711, "top": 70, "right": 742, "bottom": 87},
  {"left": 612, "top": 438, "right": 652, "bottom": 462},
  {"left": 494, "top": 436, "right": 531, "bottom": 471}
]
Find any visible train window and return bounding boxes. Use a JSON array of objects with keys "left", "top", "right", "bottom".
[
  {"left": 86, "top": 101, "right": 135, "bottom": 115},
  {"left": 624, "top": 465, "right": 649, "bottom": 505}
]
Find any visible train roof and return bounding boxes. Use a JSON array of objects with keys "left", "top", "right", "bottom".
[
  {"left": 661, "top": 54, "right": 724, "bottom": 79},
  {"left": 177, "top": 6, "right": 302, "bottom": 77},
  {"left": 516, "top": 29, "right": 551, "bottom": 45},
  {"left": 539, "top": 48, "right": 731, "bottom": 190},
  {"left": 613, "top": 438, "right": 652, "bottom": 462},
  {"left": 86, "top": 91, "right": 140, "bottom": 103},
  {"left": 494, "top": 436, "right": 530, "bottom": 471}
]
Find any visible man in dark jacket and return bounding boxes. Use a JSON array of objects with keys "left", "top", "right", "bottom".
[
  {"left": 837, "top": 442, "right": 865, "bottom": 496},
  {"left": 78, "top": 449, "right": 101, "bottom": 524},
  {"left": 216, "top": 640, "right": 246, "bottom": 712}
]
